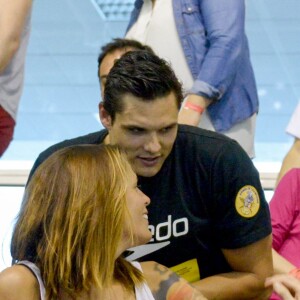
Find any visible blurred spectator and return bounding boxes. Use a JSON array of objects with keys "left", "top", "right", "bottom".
[
  {"left": 97, "top": 38, "right": 154, "bottom": 100},
  {"left": 276, "top": 103, "right": 300, "bottom": 185},
  {"left": 126, "top": 0, "right": 259, "bottom": 158},
  {"left": 270, "top": 168, "right": 300, "bottom": 299},
  {"left": 0, "top": 0, "right": 32, "bottom": 156},
  {"left": 270, "top": 168, "right": 300, "bottom": 270}
]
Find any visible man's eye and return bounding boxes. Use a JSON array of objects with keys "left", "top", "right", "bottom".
[
  {"left": 128, "top": 128, "right": 143, "bottom": 134},
  {"left": 161, "top": 126, "right": 173, "bottom": 133}
]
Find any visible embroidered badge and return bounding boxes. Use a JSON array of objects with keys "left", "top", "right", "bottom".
[{"left": 235, "top": 185, "right": 260, "bottom": 218}]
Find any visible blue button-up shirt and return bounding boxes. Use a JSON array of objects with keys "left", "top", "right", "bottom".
[{"left": 127, "top": 0, "right": 259, "bottom": 132}]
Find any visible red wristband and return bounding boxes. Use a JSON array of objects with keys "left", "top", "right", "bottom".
[
  {"left": 289, "top": 268, "right": 300, "bottom": 280},
  {"left": 183, "top": 102, "right": 205, "bottom": 114}
]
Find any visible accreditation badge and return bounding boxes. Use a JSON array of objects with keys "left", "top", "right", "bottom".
[{"left": 170, "top": 258, "right": 200, "bottom": 282}]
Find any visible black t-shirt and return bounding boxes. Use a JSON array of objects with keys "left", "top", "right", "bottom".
[{"left": 27, "top": 125, "right": 271, "bottom": 281}]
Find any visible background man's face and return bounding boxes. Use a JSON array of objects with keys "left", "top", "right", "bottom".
[
  {"left": 99, "top": 48, "right": 133, "bottom": 99},
  {"left": 102, "top": 93, "right": 179, "bottom": 177}
]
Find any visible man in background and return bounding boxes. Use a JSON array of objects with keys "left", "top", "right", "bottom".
[
  {"left": 0, "top": 0, "right": 32, "bottom": 156},
  {"left": 276, "top": 102, "right": 300, "bottom": 185}
]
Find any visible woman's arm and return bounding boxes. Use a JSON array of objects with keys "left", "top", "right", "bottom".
[
  {"left": 265, "top": 274, "right": 300, "bottom": 300},
  {"left": 272, "top": 249, "right": 296, "bottom": 275},
  {"left": 141, "top": 261, "right": 207, "bottom": 300}
]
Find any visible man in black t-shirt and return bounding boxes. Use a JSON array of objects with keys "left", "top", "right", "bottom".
[{"left": 28, "top": 46, "right": 272, "bottom": 299}]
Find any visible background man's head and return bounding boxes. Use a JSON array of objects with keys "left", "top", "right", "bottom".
[
  {"left": 97, "top": 38, "right": 154, "bottom": 98},
  {"left": 100, "top": 50, "right": 183, "bottom": 178}
]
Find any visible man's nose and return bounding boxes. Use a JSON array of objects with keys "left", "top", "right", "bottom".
[{"left": 144, "top": 133, "right": 161, "bottom": 153}]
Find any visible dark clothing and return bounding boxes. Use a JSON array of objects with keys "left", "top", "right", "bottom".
[
  {"left": 27, "top": 125, "right": 271, "bottom": 280},
  {"left": 0, "top": 105, "right": 15, "bottom": 156}
]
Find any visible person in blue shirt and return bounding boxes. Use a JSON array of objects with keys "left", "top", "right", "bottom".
[{"left": 126, "top": 0, "right": 259, "bottom": 158}]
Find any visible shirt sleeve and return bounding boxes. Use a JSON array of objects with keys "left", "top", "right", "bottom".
[
  {"left": 190, "top": 0, "right": 246, "bottom": 100},
  {"left": 269, "top": 169, "right": 299, "bottom": 251},
  {"left": 211, "top": 140, "right": 272, "bottom": 249}
]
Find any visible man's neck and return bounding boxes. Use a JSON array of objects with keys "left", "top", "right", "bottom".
[{"left": 103, "top": 134, "right": 110, "bottom": 145}]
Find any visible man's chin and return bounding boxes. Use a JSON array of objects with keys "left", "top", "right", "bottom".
[{"left": 134, "top": 165, "right": 162, "bottom": 178}]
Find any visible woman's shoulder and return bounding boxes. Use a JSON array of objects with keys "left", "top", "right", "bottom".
[{"left": 0, "top": 264, "right": 40, "bottom": 299}]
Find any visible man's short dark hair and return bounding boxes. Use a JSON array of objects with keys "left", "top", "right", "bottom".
[
  {"left": 103, "top": 50, "right": 183, "bottom": 122},
  {"left": 97, "top": 38, "right": 154, "bottom": 73}
]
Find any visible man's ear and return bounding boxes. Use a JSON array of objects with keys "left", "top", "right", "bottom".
[{"left": 99, "top": 102, "right": 112, "bottom": 130}]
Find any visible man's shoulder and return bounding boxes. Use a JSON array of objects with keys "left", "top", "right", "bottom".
[
  {"left": 46, "top": 130, "right": 104, "bottom": 151},
  {"left": 39, "top": 130, "right": 106, "bottom": 159},
  {"left": 176, "top": 124, "right": 235, "bottom": 146},
  {"left": 174, "top": 125, "right": 248, "bottom": 164},
  {"left": 28, "top": 130, "right": 107, "bottom": 183}
]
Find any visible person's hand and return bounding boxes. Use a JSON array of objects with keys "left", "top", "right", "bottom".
[
  {"left": 265, "top": 274, "right": 300, "bottom": 300},
  {"left": 178, "top": 94, "right": 212, "bottom": 127}
]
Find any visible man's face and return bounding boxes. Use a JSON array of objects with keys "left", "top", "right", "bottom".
[
  {"left": 101, "top": 93, "right": 179, "bottom": 177},
  {"left": 99, "top": 48, "right": 132, "bottom": 99}
]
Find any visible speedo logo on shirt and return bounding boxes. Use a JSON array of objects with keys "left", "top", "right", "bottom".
[
  {"left": 149, "top": 215, "right": 189, "bottom": 242},
  {"left": 126, "top": 215, "right": 189, "bottom": 261}
]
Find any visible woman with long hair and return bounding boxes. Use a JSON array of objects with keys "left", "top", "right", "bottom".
[{"left": 0, "top": 144, "right": 206, "bottom": 299}]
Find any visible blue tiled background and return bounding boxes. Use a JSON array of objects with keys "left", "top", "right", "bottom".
[{"left": 1, "top": 0, "right": 300, "bottom": 163}]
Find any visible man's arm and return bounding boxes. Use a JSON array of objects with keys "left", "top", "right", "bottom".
[
  {"left": 141, "top": 261, "right": 207, "bottom": 300},
  {"left": 192, "top": 235, "right": 273, "bottom": 300},
  {"left": 0, "top": 0, "right": 32, "bottom": 73}
]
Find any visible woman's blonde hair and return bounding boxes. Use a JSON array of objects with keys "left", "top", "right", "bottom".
[{"left": 11, "top": 144, "right": 143, "bottom": 298}]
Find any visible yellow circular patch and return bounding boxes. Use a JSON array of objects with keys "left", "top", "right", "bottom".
[{"left": 235, "top": 185, "right": 260, "bottom": 218}]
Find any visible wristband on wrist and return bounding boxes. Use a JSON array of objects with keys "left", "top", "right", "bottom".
[
  {"left": 183, "top": 102, "right": 205, "bottom": 114},
  {"left": 289, "top": 268, "right": 300, "bottom": 280}
]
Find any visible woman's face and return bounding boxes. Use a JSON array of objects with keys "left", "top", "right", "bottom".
[{"left": 123, "top": 170, "right": 152, "bottom": 248}]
